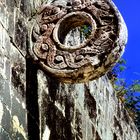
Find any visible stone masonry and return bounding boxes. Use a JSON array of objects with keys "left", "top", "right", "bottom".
[{"left": 0, "top": 0, "right": 139, "bottom": 140}]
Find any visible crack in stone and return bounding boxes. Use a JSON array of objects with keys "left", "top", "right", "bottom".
[
  {"left": 9, "top": 36, "right": 25, "bottom": 58},
  {"left": 0, "top": 20, "right": 25, "bottom": 58}
]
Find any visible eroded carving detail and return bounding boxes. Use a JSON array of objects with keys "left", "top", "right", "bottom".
[{"left": 31, "top": 0, "right": 127, "bottom": 83}]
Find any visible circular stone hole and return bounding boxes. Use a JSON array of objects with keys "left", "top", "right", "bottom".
[{"left": 53, "top": 12, "right": 96, "bottom": 50}]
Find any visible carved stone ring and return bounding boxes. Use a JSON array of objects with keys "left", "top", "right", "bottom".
[
  {"left": 30, "top": 0, "right": 127, "bottom": 83},
  {"left": 53, "top": 11, "right": 96, "bottom": 50}
]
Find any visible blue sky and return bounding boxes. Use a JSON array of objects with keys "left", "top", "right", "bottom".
[{"left": 113, "top": 0, "right": 140, "bottom": 84}]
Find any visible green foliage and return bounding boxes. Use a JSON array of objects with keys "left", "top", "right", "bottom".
[
  {"left": 119, "top": 65, "right": 126, "bottom": 72},
  {"left": 112, "top": 59, "right": 126, "bottom": 73},
  {"left": 108, "top": 58, "right": 140, "bottom": 131},
  {"left": 80, "top": 25, "right": 92, "bottom": 38},
  {"left": 118, "top": 59, "right": 126, "bottom": 65},
  {"left": 132, "top": 83, "right": 140, "bottom": 92}
]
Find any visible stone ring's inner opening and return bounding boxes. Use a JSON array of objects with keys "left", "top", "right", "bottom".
[{"left": 55, "top": 12, "right": 95, "bottom": 48}]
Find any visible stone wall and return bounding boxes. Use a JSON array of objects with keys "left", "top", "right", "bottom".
[
  {"left": 0, "top": 0, "right": 139, "bottom": 140},
  {"left": 0, "top": 0, "right": 27, "bottom": 139},
  {"left": 38, "top": 73, "right": 139, "bottom": 140}
]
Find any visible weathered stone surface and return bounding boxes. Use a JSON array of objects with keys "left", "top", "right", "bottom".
[
  {"left": 0, "top": 0, "right": 28, "bottom": 139},
  {"left": 0, "top": 0, "right": 139, "bottom": 140},
  {"left": 38, "top": 72, "right": 139, "bottom": 140}
]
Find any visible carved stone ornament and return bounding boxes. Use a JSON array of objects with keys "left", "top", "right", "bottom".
[{"left": 30, "top": 0, "right": 127, "bottom": 83}]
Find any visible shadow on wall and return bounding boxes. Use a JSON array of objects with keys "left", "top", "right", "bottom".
[{"left": 26, "top": 58, "right": 39, "bottom": 140}]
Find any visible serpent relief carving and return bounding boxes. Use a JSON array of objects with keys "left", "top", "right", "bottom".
[{"left": 30, "top": 0, "right": 127, "bottom": 83}]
